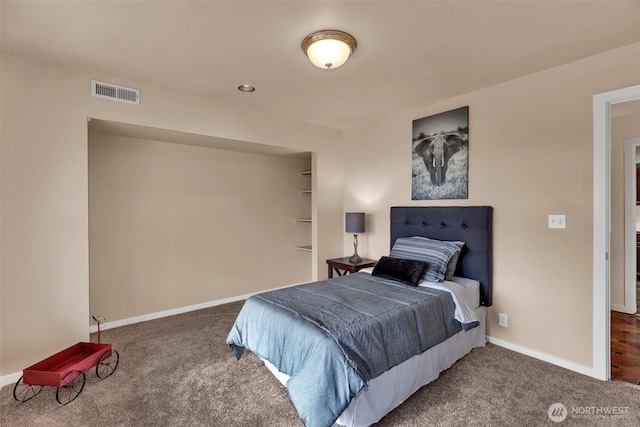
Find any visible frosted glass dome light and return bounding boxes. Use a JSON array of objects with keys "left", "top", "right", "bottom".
[{"left": 301, "top": 30, "right": 357, "bottom": 70}]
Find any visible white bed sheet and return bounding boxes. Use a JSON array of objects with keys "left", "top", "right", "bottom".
[
  {"left": 359, "top": 267, "right": 481, "bottom": 310},
  {"left": 262, "top": 272, "right": 487, "bottom": 427}
]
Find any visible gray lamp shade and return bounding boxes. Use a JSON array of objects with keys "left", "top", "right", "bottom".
[{"left": 345, "top": 212, "right": 365, "bottom": 233}]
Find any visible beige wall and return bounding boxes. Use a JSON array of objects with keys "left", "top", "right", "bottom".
[
  {"left": 610, "top": 110, "right": 640, "bottom": 308},
  {"left": 1, "top": 53, "right": 344, "bottom": 376},
  {"left": 88, "top": 133, "right": 312, "bottom": 322},
  {"left": 343, "top": 43, "right": 640, "bottom": 368}
]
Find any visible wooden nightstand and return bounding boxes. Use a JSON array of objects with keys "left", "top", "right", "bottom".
[{"left": 326, "top": 257, "right": 378, "bottom": 278}]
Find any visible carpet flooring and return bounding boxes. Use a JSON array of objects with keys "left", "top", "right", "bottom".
[{"left": 2, "top": 300, "right": 640, "bottom": 426}]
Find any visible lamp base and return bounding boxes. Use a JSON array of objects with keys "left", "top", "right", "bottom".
[
  {"left": 349, "top": 233, "right": 362, "bottom": 263},
  {"left": 349, "top": 254, "right": 363, "bottom": 264}
]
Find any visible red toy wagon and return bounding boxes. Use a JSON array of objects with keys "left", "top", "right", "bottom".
[{"left": 13, "top": 341, "right": 119, "bottom": 405}]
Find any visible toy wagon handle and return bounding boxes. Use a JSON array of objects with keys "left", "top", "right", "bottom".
[{"left": 92, "top": 315, "right": 106, "bottom": 343}]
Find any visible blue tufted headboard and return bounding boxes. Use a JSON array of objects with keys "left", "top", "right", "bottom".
[{"left": 390, "top": 206, "right": 493, "bottom": 307}]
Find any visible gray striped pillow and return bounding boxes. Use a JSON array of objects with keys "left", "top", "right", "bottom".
[{"left": 389, "top": 236, "right": 460, "bottom": 283}]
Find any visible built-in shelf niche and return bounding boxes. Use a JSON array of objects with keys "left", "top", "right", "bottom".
[{"left": 296, "top": 169, "right": 312, "bottom": 252}]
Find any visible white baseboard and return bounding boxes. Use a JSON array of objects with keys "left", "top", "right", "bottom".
[
  {"left": 1, "top": 372, "right": 23, "bottom": 389},
  {"left": 88, "top": 282, "right": 306, "bottom": 333},
  {"left": 486, "top": 336, "right": 595, "bottom": 379},
  {"left": 88, "top": 294, "right": 252, "bottom": 333},
  {"left": 610, "top": 303, "right": 636, "bottom": 314}
]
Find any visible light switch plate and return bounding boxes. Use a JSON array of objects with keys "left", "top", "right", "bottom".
[{"left": 548, "top": 214, "right": 566, "bottom": 229}]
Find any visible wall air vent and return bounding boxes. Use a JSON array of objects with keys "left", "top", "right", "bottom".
[{"left": 91, "top": 80, "right": 140, "bottom": 105}]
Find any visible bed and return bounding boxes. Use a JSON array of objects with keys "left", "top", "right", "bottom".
[{"left": 227, "top": 206, "right": 493, "bottom": 427}]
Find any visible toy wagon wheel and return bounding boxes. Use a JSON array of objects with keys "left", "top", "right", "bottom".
[
  {"left": 13, "top": 376, "right": 43, "bottom": 403},
  {"left": 96, "top": 349, "right": 119, "bottom": 379},
  {"left": 56, "top": 370, "right": 85, "bottom": 405}
]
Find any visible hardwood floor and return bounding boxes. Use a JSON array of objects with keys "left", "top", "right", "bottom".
[{"left": 610, "top": 283, "right": 640, "bottom": 384}]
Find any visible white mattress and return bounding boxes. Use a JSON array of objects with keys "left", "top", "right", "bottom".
[{"left": 262, "top": 271, "right": 487, "bottom": 426}]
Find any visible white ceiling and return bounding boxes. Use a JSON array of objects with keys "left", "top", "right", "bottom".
[{"left": 2, "top": 1, "right": 640, "bottom": 130}]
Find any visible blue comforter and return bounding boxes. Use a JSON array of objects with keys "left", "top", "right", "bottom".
[{"left": 226, "top": 272, "right": 463, "bottom": 427}]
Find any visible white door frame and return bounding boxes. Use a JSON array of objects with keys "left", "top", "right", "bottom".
[
  {"left": 623, "top": 138, "right": 640, "bottom": 314},
  {"left": 593, "top": 84, "right": 640, "bottom": 381}
]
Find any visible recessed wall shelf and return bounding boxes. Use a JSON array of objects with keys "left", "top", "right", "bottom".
[{"left": 297, "top": 167, "right": 312, "bottom": 253}]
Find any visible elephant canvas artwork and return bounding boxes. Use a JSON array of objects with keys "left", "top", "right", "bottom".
[{"left": 412, "top": 106, "right": 469, "bottom": 200}]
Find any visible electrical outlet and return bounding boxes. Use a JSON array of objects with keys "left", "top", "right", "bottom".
[
  {"left": 548, "top": 214, "right": 566, "bottom": 229},
  {"left": 498, "top": 313, "right": 508, "bottom": 327}
]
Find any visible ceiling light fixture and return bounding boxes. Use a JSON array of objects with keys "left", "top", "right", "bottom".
[{"left": 301, "top": 29, "right": 357, "bottom": 70}]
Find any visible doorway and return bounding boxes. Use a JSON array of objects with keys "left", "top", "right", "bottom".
[
  {"left": 612, "top": 134, "right": 640, "bottom": 384},
  {"left": 593, "top": 84, "right": 640, "bottom": 382},
  {"left": 623, "top": 137, "right": 640, "bottom": 314}
]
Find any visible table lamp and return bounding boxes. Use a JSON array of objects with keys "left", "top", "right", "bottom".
[{"left": 346, "top": 212, "right": 365, "bottom": 263}]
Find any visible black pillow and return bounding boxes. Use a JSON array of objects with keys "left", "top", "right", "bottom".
[{"left": 371, "top": 256, "right": 428, "bottom": 287}]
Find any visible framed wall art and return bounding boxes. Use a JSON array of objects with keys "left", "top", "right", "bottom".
[{"left": 411, "top": 106, "right": 469, "bottom": 200}]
